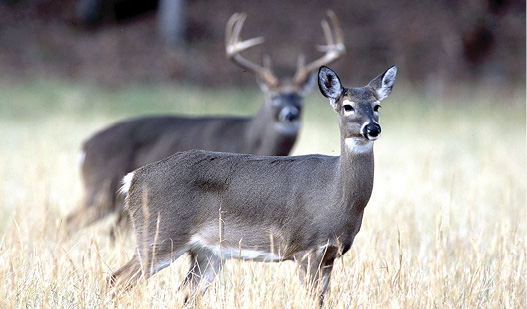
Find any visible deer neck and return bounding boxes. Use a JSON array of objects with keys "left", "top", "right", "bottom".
[
  {"left": 336, "top": 137, "right": 375, "bottom": 212},
  {"left": 245, "top": 102, "right": 299, "bottom": 156}
]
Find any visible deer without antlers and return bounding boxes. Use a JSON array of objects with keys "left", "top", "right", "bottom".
[
  {"left": 108, "top": 65, "right": 397, "bottom": 306},
  {"left": 65, "top": 11, "right": 345, "bottom": 235}
]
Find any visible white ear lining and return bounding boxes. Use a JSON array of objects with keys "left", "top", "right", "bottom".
[
  {"left": 318, "top": 67, "right": 343, "bottom": 100},
  {"left": 376, "top": 88, "right": 391, "bottom": 100},
  {"left": 376, "top": 66, "right": 397, "bottom": 100}
]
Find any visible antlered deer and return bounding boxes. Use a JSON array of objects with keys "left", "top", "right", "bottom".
[
  {"left": 66, "top": 11, "right": 345, "bottom": 234},
  {"left": 109, "top": 65, "right": 397, "bottom": 306}
]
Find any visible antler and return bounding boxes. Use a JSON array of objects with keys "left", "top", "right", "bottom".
[
  {"left": 292, "top": 10, "right": 346, "bottom": 85},
  {"left": 226, "top": 13, "right": 279, "bottom": 87}
]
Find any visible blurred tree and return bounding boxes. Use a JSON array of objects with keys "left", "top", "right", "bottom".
[
  {"left": 157, "top": 0, "right": 186, "bottom": 47},
  {"left": 0, "top": 0, "right": 524, "bottom": 88},
  {"left": 75, "top": 0, "right": 158, "bottom": 26}
]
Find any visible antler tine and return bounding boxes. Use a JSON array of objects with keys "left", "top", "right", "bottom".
[
  {"left": 293, "top": 10, "right": 346, "bottom": 85},
  {"left": 319, "top": 10, "right": 344, "bottom": 51},
  {"left": 226, "top": 13, "right": 262, "bottom": 55},
  {"left": 226, "top": 13, "right": 279, "bottom": 87},
  {"left": 225, "top": 12, "right": 240, "bottom": 50}
]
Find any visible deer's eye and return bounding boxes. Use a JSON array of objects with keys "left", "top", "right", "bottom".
[
  {"left": 343, "top": 104, "right": 354, "bottom": 113},
  {"left": 373, "top": 105, "right": 381, "bottom": 112}
]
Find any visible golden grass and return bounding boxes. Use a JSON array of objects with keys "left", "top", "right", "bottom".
[{"left": 0, "top": 83, "right": 525, "bottom": 308}]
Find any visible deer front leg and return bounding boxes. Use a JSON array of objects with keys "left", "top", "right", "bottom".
[
  {"left": 318, "top": 250, "right": 337, "bottom": 307},
  {"left": 296, "top": 246, "right": 338, "bottom": 307}
]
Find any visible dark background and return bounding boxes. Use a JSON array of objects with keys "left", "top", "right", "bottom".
[{"left": 0, "top": 0, "right": 525, "bottom": 89}]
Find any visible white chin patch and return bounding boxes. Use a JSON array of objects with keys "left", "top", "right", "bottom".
[
  {"left": 275, "top": 121, "right": 300, "bottom": 135},
  {"left": 345, "top": 138, "right": 374, "bottom": 154}
]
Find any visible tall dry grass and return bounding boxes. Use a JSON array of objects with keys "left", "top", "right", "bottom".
[{"left": 0, "top": 81, "right": 525, "bottom": 308}]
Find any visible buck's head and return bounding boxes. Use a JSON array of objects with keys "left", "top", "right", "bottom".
[
  {"left": 318, "top": 65, "right": 397, "bottom": 153},
  {"left": 256, "top": 73, "right": 318, "bottom": 125},
  {"left": 226, "top": 11, "right": 345, "bottom": 129}
]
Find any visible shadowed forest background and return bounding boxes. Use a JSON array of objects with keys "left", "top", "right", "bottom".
[{"left": 0, "top": 0, "right": 525, "bottom": 89}]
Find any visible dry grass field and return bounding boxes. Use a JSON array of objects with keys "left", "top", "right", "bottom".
[{"left": 0, "top": 81, "right": 525, "bottom": 308}]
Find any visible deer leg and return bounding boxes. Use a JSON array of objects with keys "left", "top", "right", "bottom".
[
  {"left": 109, "top": 196, "right": 130, "bottom": 241},
  {"left": 108, "top": 254, "right": 144, "bottom": 295},
  {"left": 109, "top": 242, "right": 187, "bottom": 296},
  {"left": 297, "top": 252, "right": 321, "bottom": 297},
  {"left": 66, "top": 179, "right": 116, "bottom": 234},
  {"left": 297, "top": 246, "right": 338, "bottom": 307},
  {"left": 179, "top": 249, "right": 224, "bottom": 302},
  {"left": 317, "top": 252, "right": 337, "bottom": 307}
]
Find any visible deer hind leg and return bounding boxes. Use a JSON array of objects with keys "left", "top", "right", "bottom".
[
  {"left": 296, "top": 246, "right": 338, "bottom": 307},
  {"left": 109, "top": 244, "right": 188, "bottom": 297},
  {"left": 179, "top": 249, "right": 224, "bottom": 303},
  {"left": 108, "top": 254, "right": 144, "bottom": 296},
  {"left": 66, "top": 179, "right": 116, "bottom": 234},
  {"left": 109, "top": 194, "right": 130, "bottom": 240}
]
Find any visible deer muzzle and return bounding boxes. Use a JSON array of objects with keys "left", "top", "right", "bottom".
[
  {"left": 362, "top": 122, "right": 381, "bottom": 140},
  {"left": 278, "top": 106, "right": 300, "bottom": 122}
]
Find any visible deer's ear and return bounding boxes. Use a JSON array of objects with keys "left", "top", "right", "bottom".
[
  {"left": 256, "top": 76, "right": 270, "bottom": 93},
  {"left": 368, "top": 65, "right": 397, "bottom": 100},
  {"left": 318, "top": 66, "right": 343, "bottom": 101}
]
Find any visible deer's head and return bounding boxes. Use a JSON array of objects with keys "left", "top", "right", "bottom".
[
  {"left": 318, "top": 65, "right": 397, "bottom": 153},
  {"left": 226, "top": 11, "right": 346, "bottom": 127}
]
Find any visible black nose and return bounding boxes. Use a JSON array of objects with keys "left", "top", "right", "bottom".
[
  {"left": 279, "top": 107, "right": 300, "bottom": 122},
  {"left": 363, "top": 123, "right": 381, "bottom": 139},
  {"left": 284, "top": 111, "right": 298, "bottom": 121}
]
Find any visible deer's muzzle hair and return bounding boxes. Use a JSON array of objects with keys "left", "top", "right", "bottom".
[{"left": 108, "top": 65, "right": 397, "bottom": 307}]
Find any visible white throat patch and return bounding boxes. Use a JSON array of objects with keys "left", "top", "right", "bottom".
[
  {"left": 345, "top": 138, "right": 374, "bottom": 154},
  {"left": 275, "top": 121, "right": 300, "bottom": 135}
]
